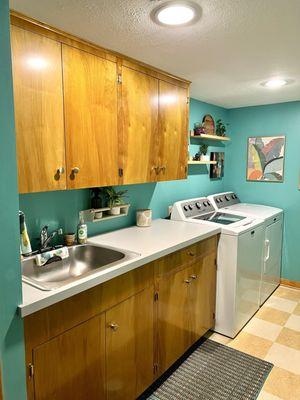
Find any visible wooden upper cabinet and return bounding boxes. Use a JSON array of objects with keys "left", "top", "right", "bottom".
[
  {"left": 120, "top": 67, "right": 159, "bottom": 184},
  {"left": 11, "top": 25, "right": 66, "bottom": 193},
  {"left": 32, "top": 315, "right": 106, "bottom": 400},
  {"left": 62, "top": 45, "right": 119, "bottom": 189},
  {"left": 158, "top": 81, "right": 188, "bottom": 181}
]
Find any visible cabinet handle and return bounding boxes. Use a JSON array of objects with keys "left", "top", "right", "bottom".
[
  {"left": 151, "top": 166, "right": 160, "bottom": 174},
  {"left": 160, "top": 165, "right": 166, "bottom": 172},
  {"left": 72, "top": 167, "right": 80, "bottom": 174},
  {"left": 109, "top": 322, "right": 119, "bottom": 331},
  {"left": 70, "top": 167, "right": 80, "bottom": 180},
  {"left": 184, "top": 279, "right": 192, "bottom": 284},
  {"left": 188, "top": 251, "right": 195, "bottom": 257},
  {"left": 190, "top": 274, "right": 198, "bottom": 280},
  {"left": 54, "top": 167, "right": 65, "bottom": 181}
]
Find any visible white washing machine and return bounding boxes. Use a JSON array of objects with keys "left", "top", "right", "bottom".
[
  {"left": 208, "top": 192, "right": 283, "bottom": 305},
  {"left": 171, "top": 197, "right": 265, "bottom": 338}
]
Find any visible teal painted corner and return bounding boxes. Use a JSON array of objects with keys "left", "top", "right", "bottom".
[
  {"left": 225, "top": 101, "right": 300, "bottom": 282},
  {"left": 0, "top": 1, "right": 27, "bottom": 399}
]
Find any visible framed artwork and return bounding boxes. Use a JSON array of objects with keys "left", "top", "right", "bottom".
[
  {"left": 202, "top": 114, "right": 215, "bottom": 135},
  {"left": 247, "top": 136, "right": 285, "bottom": 182},
  {"left": 210, "top": 152, "right": 224, "bottom": 179}
]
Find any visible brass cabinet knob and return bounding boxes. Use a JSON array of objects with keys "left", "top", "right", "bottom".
[
  {"left": 54, "top": 167, "right": 65, "bottom": 181},
  {"left": 72, "top": 167, "right": 80, "bottom": 174},
  {"left": 190, "top": 274, "right": 198, "bottom": 280},
  {"left": 184, "top": 279, "right": 192, "bottom": 284},
  {"left": 188, "top": 251, "right": 195, "bottom": 257},
  {"left": 109, "top": 322, "right": 119, "bottom": 331},
  {"left": 151, "top": 166, "right": 160, "bottom": 174},
  {"left": 160, "top": 165, "right": 166, "bottom": 172},
  {"left": 57, "top": 167, "right": 65, "bottom": 174},
  {"left": 70, "top": 167, "right": 80, "bottom": 180}
]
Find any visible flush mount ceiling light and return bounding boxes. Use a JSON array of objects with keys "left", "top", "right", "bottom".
[
  {"left": 261, "top": 78, "right": 293, "bottom": 89},
  {"left": 152, "top": 1, "right": 201, "bottom": 27}
]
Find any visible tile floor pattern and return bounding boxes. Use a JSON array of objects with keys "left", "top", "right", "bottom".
[{"left": 208, "top": 286, "right": 300, "bottom": 400}]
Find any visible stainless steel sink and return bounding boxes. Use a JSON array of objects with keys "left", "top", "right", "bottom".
[{"left": 22, "top": 244, "right": 139, "bottom": 291}]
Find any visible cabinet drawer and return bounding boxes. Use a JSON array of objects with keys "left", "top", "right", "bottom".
[{"left": 156, "top": 236, "right": 218, "bottom": 277}]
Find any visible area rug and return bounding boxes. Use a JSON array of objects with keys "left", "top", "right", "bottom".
[{"left": 146, "top": 339, "right": 273, "bottom": 400}]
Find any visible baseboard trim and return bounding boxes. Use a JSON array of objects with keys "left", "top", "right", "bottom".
[{"left": 280, "top": 278, "right": 300, "bottom": 289}]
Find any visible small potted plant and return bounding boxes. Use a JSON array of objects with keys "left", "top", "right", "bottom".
[
  {"left": 216, "top": 119, "right": 227, "bottom": 137},
  {"left": 101, "top": 187, "right": 128, "bottom": 215},
  {"left": 200, "top": 144, "right": 209, "bottom": 161},
  {"left": 194, "top": 122, "right": 205, "bottom": 136}
]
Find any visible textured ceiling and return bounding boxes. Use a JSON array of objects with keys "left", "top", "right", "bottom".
[{"left": 10, "top": 0, "right": 300, "bottom": 108}]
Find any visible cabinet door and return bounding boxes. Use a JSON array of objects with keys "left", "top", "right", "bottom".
[
  {"left": 11, "top": 25, "right": 66, "bottom": 193},
  {"left": 190, "top": 254, "right": 217, "bottom": 342},
  {"left": 121, "top": 67, "right": 159, "bottom": 184},
  {"left": 32, "top": 315, "right": 106, "bottom": 400},
  {"left": 106, "top": 287, "right": 154, "bottom": 400},
  {"left": 62, "top": 45, "right": 119, "bottom": 189},
  {"left": 158, "top": 81, "right": 188, "bottom": 181},
  {"left": 157, "top": 266, "right": 194, "bottom": 374}
]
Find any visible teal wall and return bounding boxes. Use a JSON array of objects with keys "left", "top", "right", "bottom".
[
  {"left": 20, "top": 98, "right": 229, "bottom": 245},
  {"left": 225, "top": 101, "right": 300, "bottom": 282},
  {"left": 0, "top": 1, "right": 27, "bottom": 399}
]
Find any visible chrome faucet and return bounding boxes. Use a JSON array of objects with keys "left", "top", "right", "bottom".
[{"left": 40, "top": 226, "right": 63, "bottom": 250}]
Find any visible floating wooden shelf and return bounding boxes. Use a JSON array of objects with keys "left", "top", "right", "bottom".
[
  {"left": 81, "top": 204, "right": 130, "bottom": 223},
  {"left": 188, "top": 161, "right": 217, "bottom": 165},
  {"left": 190, "top": 131, "right": 231, "bottom": 142}
]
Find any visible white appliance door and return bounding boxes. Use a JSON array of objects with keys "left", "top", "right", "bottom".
[
  {"left": 235, "top": 225, "right": 264, "bottom": 335},
  {"left": 260, "top": 219, "right": 282, "bottom": 305}
]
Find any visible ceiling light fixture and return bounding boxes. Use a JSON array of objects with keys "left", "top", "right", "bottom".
[
  {"left": 261, "top": 78, "right": 289, "bottom": 89},
  {"left": 152, "top": 1, "right": 201, "bottom": 27}
]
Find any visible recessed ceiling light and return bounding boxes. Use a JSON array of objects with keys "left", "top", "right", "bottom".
[
  {"left": 261, "top": 78, "right": 289, "bottom": 88},
  {"left": 152, "top": 1, "right": 201, "bottom": 27}
]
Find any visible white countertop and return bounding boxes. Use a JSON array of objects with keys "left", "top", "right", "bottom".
[{"left": 19, "top": 219, "right": 220, "bottom": 317}]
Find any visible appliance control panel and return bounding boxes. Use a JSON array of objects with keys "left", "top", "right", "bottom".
[
  {"left": 181, "top": 198, "right": 215, "bottom": 218},
  {"left": 212, "top": 192, "right": 240, "bottom": 209}
]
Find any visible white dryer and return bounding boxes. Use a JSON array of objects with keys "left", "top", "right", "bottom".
[
  {"left": 171, "top": 197, "right": 265, "bottom": 338},
  {"left": 207, "top": 192, "right": 283, "bottom": 305}
]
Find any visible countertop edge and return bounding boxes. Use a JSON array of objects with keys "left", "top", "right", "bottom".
[{"left": 19, "top": 225, "right": 220, "bottom": 317}]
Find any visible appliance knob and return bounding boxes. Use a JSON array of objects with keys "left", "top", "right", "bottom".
[
  {"left": 220, "top": 198, "right": 223, "bottom": 202},
  {"left": 231, "top": 195, "right": 235, "bottom": 199},
  {"left": 196, "top": 202, "right": 201, "bottom": 209},
  {"left": 203, "top": 201, "right": 207, "bottom": 207},
  {"left": 216, "top": 199, "right": 219, "bottom": 203},
  {"left": 183, "top": 205, "right": 189, "bottom": 211},
  {"left": 207, "top": 201, "right": 211, "bottom": 206},
  {"left": 188, "top": 205, "right": 193, "bottom": 210},
  {"left": 225, "top": 195, "right": 230, "bottom": 201}
]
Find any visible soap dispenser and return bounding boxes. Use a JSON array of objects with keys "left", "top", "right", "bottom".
[{"left": 77, "top": 212, "right": 87, "bottom": 244}]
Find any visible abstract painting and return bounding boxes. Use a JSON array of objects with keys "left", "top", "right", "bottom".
[
  {"left": 210, "top": 152, "right": 224, "bottom": 179},
  {"left": 247, "top": 136, "right": 285, "bottom": 182}
]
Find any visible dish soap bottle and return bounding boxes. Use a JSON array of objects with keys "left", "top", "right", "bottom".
[
  {"left": 19, "top": 210, "right": 32, "bottom": 255},
  {"left": 77, "top": 212, "right": 87, "bottom": 244}
]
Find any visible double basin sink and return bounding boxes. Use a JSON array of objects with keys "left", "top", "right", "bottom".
[{"left": 22, "top": 244, "right": 139, "bottom": 291}]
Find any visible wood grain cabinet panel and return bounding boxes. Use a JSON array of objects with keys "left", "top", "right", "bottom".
[
  {"left": 106, "top": 287, "right": 154, "bottom": 400},
  {"left": 120, "top": 67, "right": 159, "bottom": 184},
  {"left": 158, "top": 81, "right": 188, "bottom": 181},
  {"left": 157, "top": 265, "right": 195, "bottom": 374},
  {"left": 190, "top": 254, "right": 217, "bottom": 341},
  {"left": 62, "top": 45, "right": 119, "bottom": 189},
  {"left": 32, "top": 315, "right": 106, "bottom": 400},
  {"left": 11, "top": 25, "right": 66, "bottom": 193}
]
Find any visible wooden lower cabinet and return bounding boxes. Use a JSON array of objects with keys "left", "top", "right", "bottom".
[
  {"left": 32, "top": 315, "right": 106, "bottom": 400},
  {"left": 106, "top": 287, "right": 154, "bottom": 400},
  {"left": 24, "top": 236, "right": 217, "bottom": 400},
  {"left": 157, "top": 265, "right": 195, "bottom": 374}
]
